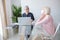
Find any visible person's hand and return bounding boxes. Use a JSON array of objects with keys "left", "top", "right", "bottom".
[
  {"left": 35, "top": 23, "right": 38, "bottom": 26},
  {"left": 32, "top": 20, "right": 36, "bottom": 25}
]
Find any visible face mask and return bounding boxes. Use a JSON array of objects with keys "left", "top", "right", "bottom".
[{"left": 41, "top": 10, "right": 44, "bottom": 14}]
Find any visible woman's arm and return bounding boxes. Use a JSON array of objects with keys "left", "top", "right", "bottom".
[
  {"left": 36, "top": 14, "right": 45, "bottom": 23},
  {"left": 35, "top": 15, "right": 49, "bottom": 25},
  {"left": 35, "top": 14, "right": 45, "bottom": 25}
]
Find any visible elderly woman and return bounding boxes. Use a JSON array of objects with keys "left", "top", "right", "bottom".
[{"left": 29, "top": 7, "right": 56, "bottom": 40}]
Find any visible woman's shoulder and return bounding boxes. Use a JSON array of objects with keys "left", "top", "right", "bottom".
[
  {"left": 44, "top": 15, "right": 51, "bottom": 19},
  {"left": 46, "top": 15, "right": 53, "bottom": 20},
  {"left": 46, "top": 15, "right": 52, "bottom": 17}
]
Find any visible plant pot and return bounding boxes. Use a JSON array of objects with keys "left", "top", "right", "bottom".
[{"left": 12, "top": 16, "right": 17, "bottom": 23}]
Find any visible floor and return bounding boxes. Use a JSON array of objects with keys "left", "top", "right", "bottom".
[
  {"left": 7, "top": 33, "right": 60, "bottom": 40},
  {"left": 0, "top": 27, "right": 60, "bottom": 40},
  {"left": 0, "top": 32, "right": 60, "bottom": 40},
  {"left": 7, "top": 34, "right": 20, "bottom": 40}
]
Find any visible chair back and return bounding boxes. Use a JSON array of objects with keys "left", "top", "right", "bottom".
[{"left": 54, "top": 24, "right": 60, "bottom": 36}]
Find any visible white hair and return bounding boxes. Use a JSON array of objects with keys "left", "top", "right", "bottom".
[
  {"left": 25, "top": 6, "right": 29, "bottom": 9},
  {"left": 43, "top": 7, "right": 50, "bottom": 15}
]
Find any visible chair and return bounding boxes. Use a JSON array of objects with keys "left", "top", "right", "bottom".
[{"left": 42, "top": 24, "right": 60, "bottom": 40}]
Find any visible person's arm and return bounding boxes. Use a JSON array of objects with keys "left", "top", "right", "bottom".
[
  {"left": 31, "top": 13, "right": 35, "bottom": 22},
  {"left": 29, "top": 13, "right": 35, "bottom": 25},
  {"left": 35, "top": 15, "right": 49, "bottom": 25},
  {"left": 35, "top": 14, "right": 45, "bottom": 25},
  {"left": 36, "top": 14, "right": 45, "bottom": 22}
]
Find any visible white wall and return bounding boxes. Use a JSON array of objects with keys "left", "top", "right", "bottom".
[
  {"left": 0, "top": 0, "right": 3, "bottom": 37},
  {"left": 5, "top": 0, "right": 12, "bottom": 25},
  {"left": 0, "top": 14, "right": 3, "bottom": 40},
  {"left": 11, "top": 0, "right": 21, "bottom": 6},
  {"left": 0, "top": 0, "right": 3, "bottom": 39},
  {"left": 21, "top": 0, "right": 60, "bottom": 24}
]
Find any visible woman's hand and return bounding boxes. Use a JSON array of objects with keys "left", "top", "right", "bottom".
[{"left": 35, "top": 22, "right": 40, "bottom": 26}]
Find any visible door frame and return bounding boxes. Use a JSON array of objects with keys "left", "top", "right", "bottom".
[{"left": 0, "top": 0, "right": 8, "bottom": 40}]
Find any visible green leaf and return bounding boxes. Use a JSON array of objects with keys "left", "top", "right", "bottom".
[{"left": 12, "top": 4, "right": 22, "bottom": 23}]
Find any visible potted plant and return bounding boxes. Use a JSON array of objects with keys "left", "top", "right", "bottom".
[{"left": 12, "top": 5, "right": 22, "bottom": 23}]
